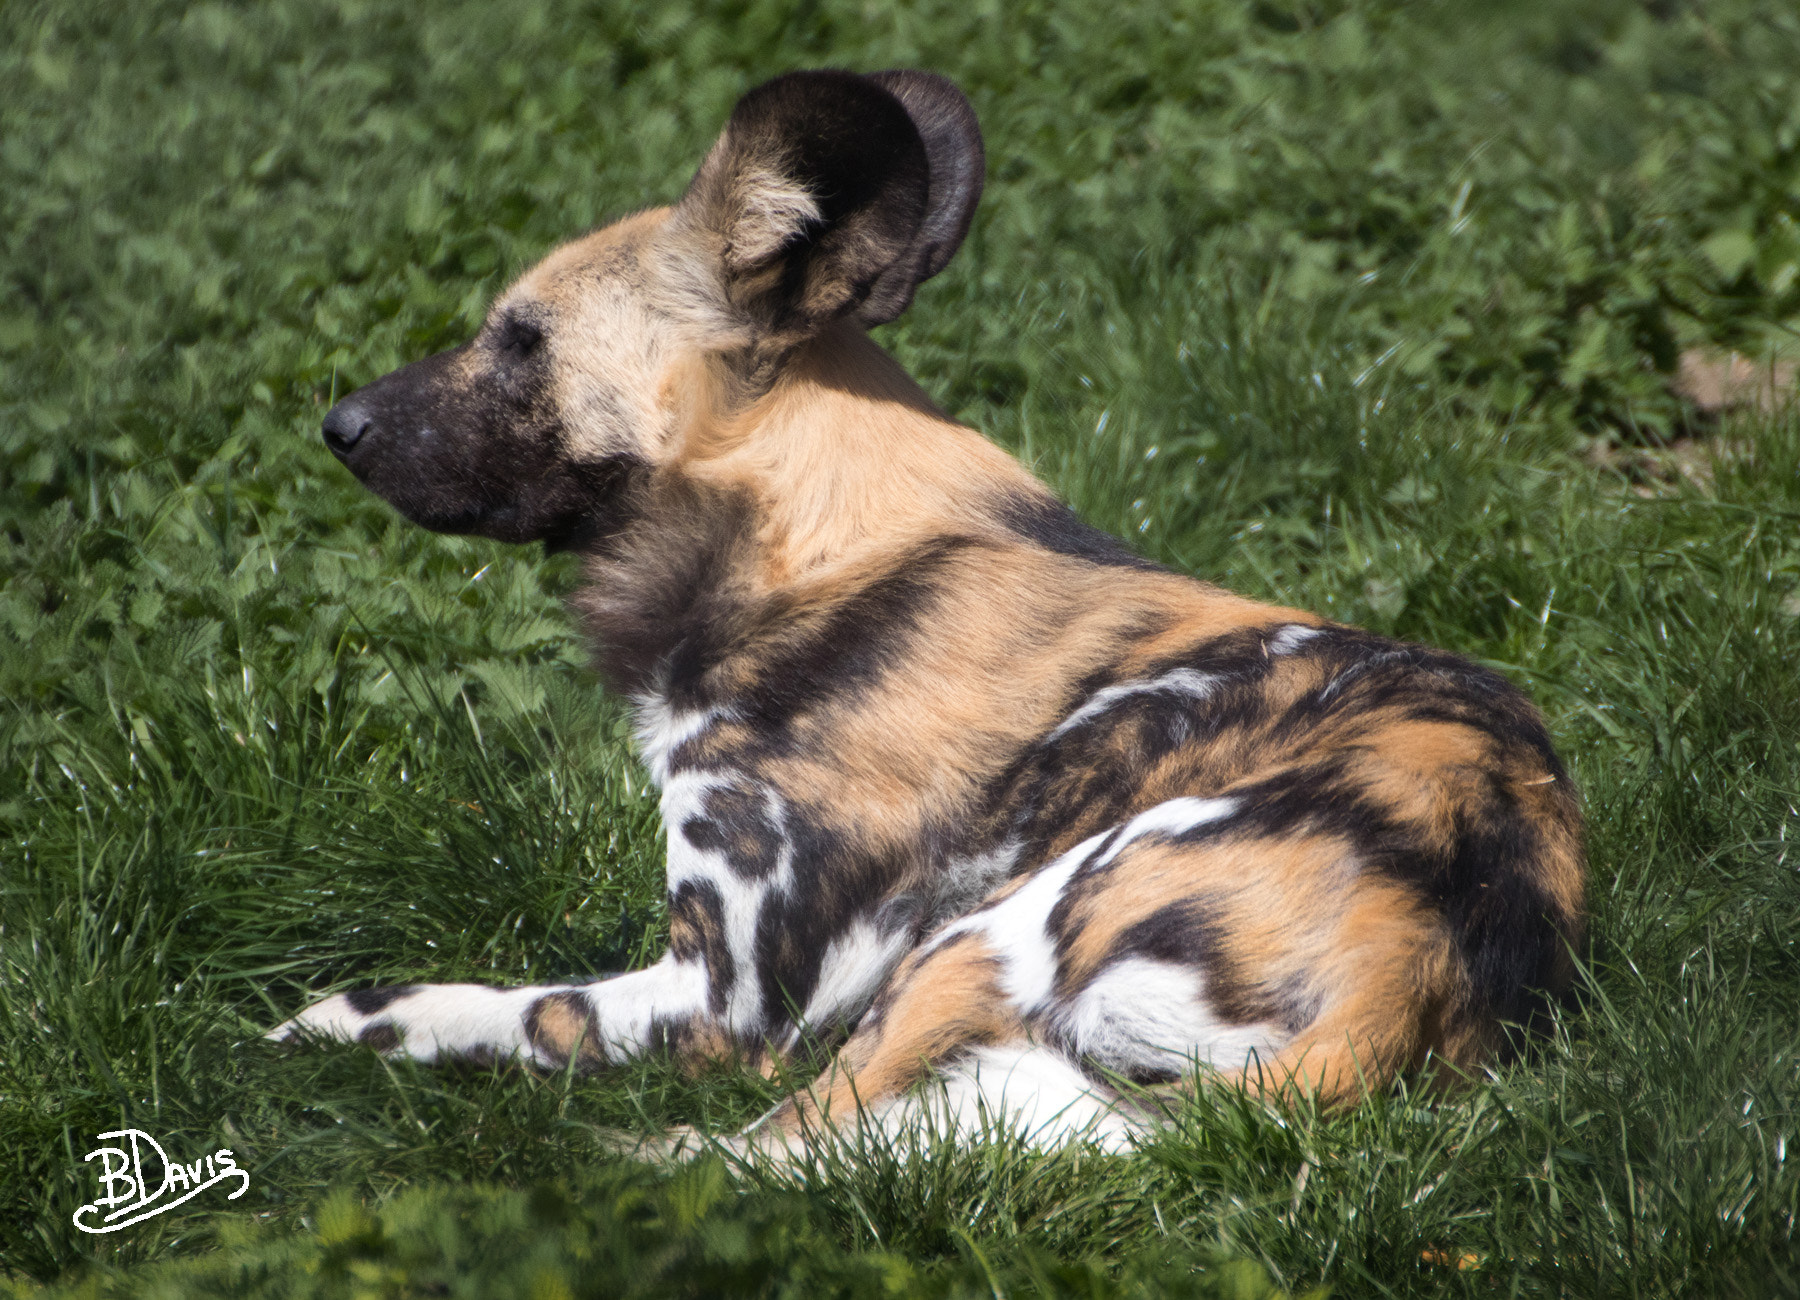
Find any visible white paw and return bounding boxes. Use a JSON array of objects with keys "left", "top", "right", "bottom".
[{"left": 266, "top": 986, "right": 419, "bottom": 1051}]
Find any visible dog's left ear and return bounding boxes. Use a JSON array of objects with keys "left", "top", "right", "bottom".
[
  {"left": 855, "top": 70, "right": 985, "bottom": 326},
  {"left": 674, "top": 68, "right": 984, "bottom": 342}
]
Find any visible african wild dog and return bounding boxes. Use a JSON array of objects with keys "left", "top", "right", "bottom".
[{"left": 275, "top": 69, "right": 1586, "bottom": 1153}]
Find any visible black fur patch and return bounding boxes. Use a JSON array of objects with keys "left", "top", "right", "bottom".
[
  {"left": 731, "top": 536, "right": 979, "bottom": 730},
  {"left": 1216, "top": 757, "right": 1571, "bottom": 1032},
  {"left": 357, "top": 1022, "right": 402, "bottom": 1053},
  {"left": 1102, "top": 897, "right": 1313, "bottom": 1034},
  {"left": 750, "top": 814, "right": 915, "bottom": 1025},
  {"left": 668, "top": 880, "right": 737, "bottom": 1017},
  {"left": 345, "top": 985, "right": 417, "bottom": 1015},
  {"left": 584, "top": 517, "right": 980, "bottom": 728},
  {"left": 997, "top": 492, "right": 1162, "bottom": 570},
  {"left": 571, "top": 478, "right": 759, "bottom": 698},
  {"left": 683, "top": 780, "right": 785, "bottom": 879}
]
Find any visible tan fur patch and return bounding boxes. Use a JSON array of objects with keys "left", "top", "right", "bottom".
[
  {"left": 1055, "top": 833, "right": 1359, "bottom": 994},
  {"left": 784, "top": 934, "right": 1021, "bottom": 1127},
  {"left": 525, "top": 991, "right": 604, "bottom": 1070}
]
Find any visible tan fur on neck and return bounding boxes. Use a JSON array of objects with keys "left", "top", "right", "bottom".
[{"left": 677, "top": 324, "right": 1039, "bottom": 583}]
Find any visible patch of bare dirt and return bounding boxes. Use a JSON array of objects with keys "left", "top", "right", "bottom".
[
  {"left": 1673, "top": 347, "right": 1798, "bottom": 415},
  {"left": 1582, "top": 434, "right": 1753, "bottom": 498}
]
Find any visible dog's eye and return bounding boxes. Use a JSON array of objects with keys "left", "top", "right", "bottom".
[{"left": 496, "top": 316, "right": 544, "bottom": 358}]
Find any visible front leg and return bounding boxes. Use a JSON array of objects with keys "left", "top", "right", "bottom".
[
  {"left": 269, "top": 768, "right": 907, "bottom": 1071},
  {"left": 266, "top": 954, "right": 714, "bottom": 1069},
  {"left": 269, "top": 771, "right": 796, "bottom": 1068}
]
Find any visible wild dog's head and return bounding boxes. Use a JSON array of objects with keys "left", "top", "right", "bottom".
[{"left": 321, "top": 69, "right": 984, "bottom": 550}]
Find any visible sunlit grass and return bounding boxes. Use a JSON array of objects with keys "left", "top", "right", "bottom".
[{"left": 4, "top": 0, "right": 1800, "bottom": 1294}]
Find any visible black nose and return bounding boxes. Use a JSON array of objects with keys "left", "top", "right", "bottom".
[{"left": 322, "top": 398, "right": 373, "bottom": 455}]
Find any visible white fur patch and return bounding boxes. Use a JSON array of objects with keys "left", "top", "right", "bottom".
[
  {"left": 270, "top": 984, "right": 561, "bottom": 1064},
  {"left": 661, "top": 770, "right": 795, "bottom": 1033},
  {"left": 799, "top": 919, "right": 915, "bottom": 1033},
  {"left": 1092, "top": 796, "right": 1239, "bottom": 869},
  {"left": 930, "top": 838, "right": 1021, "bottom": 926},
  {"left": 582, "top": 957, "right": 711, "bottom": 1060},
  {"left": 930, "top": 797, "right": 1239, "bottom": 1020},
  {"left": 1267, "top": 623, "right": 1325, "bottom": 655},
  {"left": 866, "top": 1043, "right": 1143, "bottom": 1155},
  {"left": 929, "top": 831, "right": 1103, "bottom": 1010},
  {"left": 633, "top": 696, "right": 732, "bottom": 786},
  {"left": 1047, "top": 667, "right": 1219, "bottom": 741},
  {"left": 1057, "top": 956, "right": 1280, "bottom": 1078}
]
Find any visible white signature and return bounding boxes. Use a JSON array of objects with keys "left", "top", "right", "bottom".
[{"left": 73, "top": 1129, "right": 249, "bottom": 1234}]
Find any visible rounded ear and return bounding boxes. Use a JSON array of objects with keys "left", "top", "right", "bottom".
[
  {"left": 855, "top": 70, "right": 986, "bottom": 327},
  {"left": 674, "top": 69, "right": 932, "bottom": 342}
]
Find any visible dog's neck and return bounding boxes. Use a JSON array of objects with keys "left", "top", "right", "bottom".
[
  {"left": 683, "top": 326, "right": 1033, "bottom": 574},
  {"left": 568, "top": 325, "right": 1042, "bottom": 703}
]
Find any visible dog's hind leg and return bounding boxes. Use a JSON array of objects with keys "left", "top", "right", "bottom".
[
  {"left": 737, "top": 797, "right": 1466, "bottom": 1161},
  {"left": 737, "top": 928, "right": 1140, "bottom": 1159},
  {"left": 784, "top": 931, "right": 1023, "bottom": 1120}
]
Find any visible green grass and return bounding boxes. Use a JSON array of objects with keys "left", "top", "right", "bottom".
[{"left": 5, "top": 0, "right": 1800, "bottom": 1294}]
